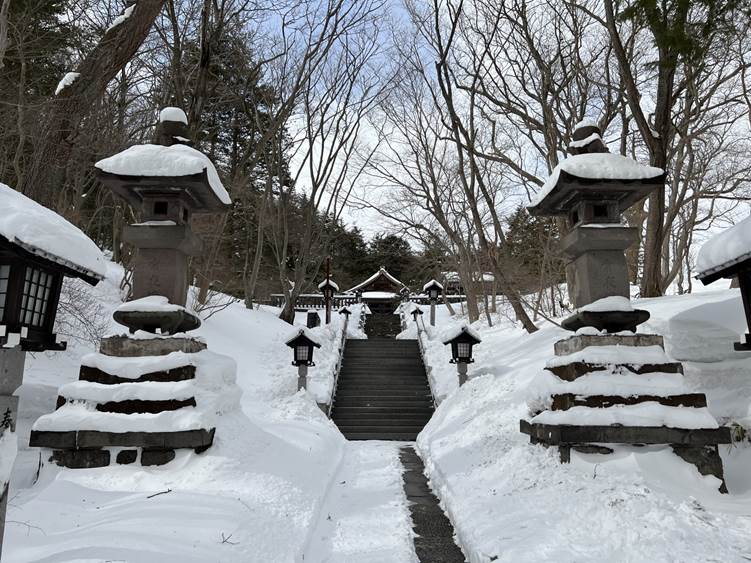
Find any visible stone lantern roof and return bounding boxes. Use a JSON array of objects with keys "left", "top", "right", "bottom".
[
  {"left": 528, "top": 122, "right": 665, "bottom": 218},
  {"left": 94, "top": 107, "right": 231, "bottom": 214}
]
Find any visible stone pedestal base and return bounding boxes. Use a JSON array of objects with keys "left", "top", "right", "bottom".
[
  {"left": 31, "top": 335, "right": 216, "bottom": 468},
  {"left": 521, "top": 333, "right": 731, "bottom": 492},
  {"left": 561, "top": 309, "right": 650, "bottom": 333}
]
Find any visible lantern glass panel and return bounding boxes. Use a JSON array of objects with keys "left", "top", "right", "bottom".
[
  {"left": 0, "top": 264, "right": 9, "bottom": 320},
  {"left": 20, "top": 267, "right": 54, "bottom": 328},
  {"left": 296, "top": 345, "right": 310, "bottom": 362},
  {"left": 457, "top": 341, "right": 471, "bottom": 360}
]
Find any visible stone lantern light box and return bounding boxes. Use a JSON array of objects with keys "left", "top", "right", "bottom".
[
  {"left": 696, "top": 214, "right": 751, "bottom": 350},
  {"left": 318, "top": 278, "right": 339, "bottom": 301},
  {"left": 0, "top": 184, "right": 105, "bottom": 350},
  {"left": 442, "top": 324, "right": 482, "bottom": 385}
]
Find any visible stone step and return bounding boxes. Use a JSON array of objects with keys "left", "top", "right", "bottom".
[
  {"left": 30, "top": 428, "right": 215, "bottom": 450},
  {"left": 56, "top": 396, "right": 197, "bottom": 414},
  {"left": 551, "top": 392, "right": 707, "bottom": 410},
  {"left": 79, "top": 364, "right": 196, "bottom": 385},
  {"left": 341, "top": 431, "right": 421, "bottom": 441},
  {"left": 333, "top": 400, "right": 434, "bottom": 408},
  {"left": 333, "top": 417, "right": 433, "bottom": 427},
  {"left": 332, "top": 406, "right": 434, "bottom": 415}
]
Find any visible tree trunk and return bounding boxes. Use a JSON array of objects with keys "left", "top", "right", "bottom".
[{"left": 23, "top": 0, "right": 166, "bottom": 207}]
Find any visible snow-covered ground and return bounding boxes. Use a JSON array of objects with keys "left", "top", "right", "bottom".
[
  {"left": 409, "top": 286, "right": 751, "bottom": 562},
  {"left": 4, "top": 262, "right": 394, "bottom": 563}
]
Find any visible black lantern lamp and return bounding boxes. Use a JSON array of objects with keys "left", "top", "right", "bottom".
[
  {"left": 338, "top": 306, "right": 352, "bottom": 318},
  {"left": 285, "top": 328, "right": 321, "bottom": 391},
  {"left": 318, "top": 278, "right": 338, "bottom": 302},
  {"left": 442, "top": 325, "right": 482, "bottom": 385},
  {"left": 411, "top": 306, "right": 424, "bottom": 323},
  {"left": 423, "top": 279, "right": 443, "bottom": 327},
  {"left": 0, "top": 235, "right": 102, "bottom": 351},
  {"left": 423, "top": 279, "right": 443, "bottom": 302}
]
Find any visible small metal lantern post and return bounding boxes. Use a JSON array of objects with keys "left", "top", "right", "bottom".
[
  {"left": 285, "top": 329, "right": 321, "bottom": 391},
  {"left": 442, "top": 325, "right": 481, "bottom": 385},
  {"left": 423, "top": 279, "right": 443, "bottom": 327},
  {"left": 318, "top": 278, "right": 338, "bottom": 325},
  {"left": 338, "top": 306, "right": 352, "bottom": 319},
  {"left": 411, "top": 306, "right": 424, "bottom": 324}
]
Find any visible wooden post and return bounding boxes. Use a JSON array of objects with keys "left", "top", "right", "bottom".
[
  {"left": 430, "top": 299, "right": 436, "bottom": 327},
  {"left": 325, "top": 256, "right": 332, "bottom": 325}
]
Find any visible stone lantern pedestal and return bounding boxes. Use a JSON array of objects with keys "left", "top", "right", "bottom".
[{"left": 520, "top": 121, "right": 731, "bottom": 490}]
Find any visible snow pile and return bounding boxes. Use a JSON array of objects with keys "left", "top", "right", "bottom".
[
  {"left": 32, "top": 349, "right": 240, "bottom": 433},
  {"left": 116, "top": 295, "right": 194, "bottom": 313},
  {"left": 696, "top": 214, "right": 751, "bottom": 277},
  {"left": 7, "top": 260, "right": 360, "bottom": 562},
  {"left": 159, "top": 106, "right": 188, "bottom": 124},
  {"left": 579, "top": 295, "right": 634, "bottom": 312},
  {"left": 0, "top": 183, "right": 106, "bottom": 279},
  {"left": 105, "top": 4, "right": 135, "bottom": 33},
  {"left": 531, "top": 402, "right": 719, "bottom": 429},
  {"left": 415, "top": 297, "right": 751, "bottom": 561},
  {"left": 54, "top": 72, "right": 80, "bottom": 95},
  {"left": 531, "top": 153, "right": 664, "bottom": 207},
  {"left": 95, "top": 144, "right": 231, "bottom": 205}
]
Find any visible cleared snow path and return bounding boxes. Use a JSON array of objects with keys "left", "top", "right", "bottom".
[{"left": 304, "top": 441, "right": 418, "bottom": 562}]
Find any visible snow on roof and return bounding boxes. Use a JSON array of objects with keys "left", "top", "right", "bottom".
[
  {"left": 573, "top": 119, "right": 598, "bottom": 130},
  {"left": 696, "top": 215, "right": 751, "bottom": 279},
  {"left": 0, "top": 183, "right": 106, "bottom": 280},
  {"left": 54, "top": 72, "right": 80, "bottom": 96},
  {"left": 159, "top": 106, "right": 188, "bottom": 124},
  {"left": 106, "top": 4, "right": 135, "bottom": 33},
  {"left": 318, "top": 279, "right": 339, "bottom": 291},
  {"left": 568, "top": 132, "right": 602, "bottom": 149},
  {"left": 530, "top": 153, "right": 664, "bottom": 207},
  {"left": 285, "top": 327, "right": 321, "bottom": 347},
  {"left": 423, "top": 279, "right": 444, "bottom": 291},
  {"left": 94, "top": 143, "right": 231, "bottom": 205},
  {"left": 441, "top": 324, "right": 482, "bottom": 344},
  {"left": 346, "top": 267, "right": 405, "bottom": 293},
  {"left": 441, "top": 271, "right": 495, "bottom": 283},
  {"left": 361, "top": 291, "right": 398, "bottom": 299}
]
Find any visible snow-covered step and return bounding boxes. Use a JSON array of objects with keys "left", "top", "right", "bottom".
[{"left": 56, "top": 379, "right": 198, "bottom": 414}]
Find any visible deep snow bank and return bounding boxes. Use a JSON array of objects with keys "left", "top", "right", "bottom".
[
  {"left": 5, "top": 262, "right": 353, "bottom": 562},
  {"left": 415, "top": 291, "right": 751, "bottom": 562}
]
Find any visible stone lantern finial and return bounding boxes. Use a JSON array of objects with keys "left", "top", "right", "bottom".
[
  {"left": 156, "top": 107, "right": 191, "bottom": 147},
  {"left": 568, "top": 120, "right": 609, "bottom": 155}
]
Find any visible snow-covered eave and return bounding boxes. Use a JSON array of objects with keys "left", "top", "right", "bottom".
[
  {"left": 441, "top": 324, "right": 483, "bottom": 345},
  {"left": 0, "top": 233, "right": 104, "bottom": 284},
  {"left": 285, "top": 327, "right": 322, "bottom": 347},
  {"left": 696, "top": 249, "right": 751, "bottom": 284},
  {"left": 318, "top": 279, "right": 339, "bottom": 291},
  {"left": 423, "top": 279, "right": 444, "bottom": 292},
  {"left": 346, "top": 267, "right": 406, "bottom": 293}
]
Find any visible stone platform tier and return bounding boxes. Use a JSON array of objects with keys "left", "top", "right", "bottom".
[
  {"left": 30, "top": 335, "right": 227, "bottom": 468},
  {"left": 520, "top": 332, "right": 731, "bottom": 492}
]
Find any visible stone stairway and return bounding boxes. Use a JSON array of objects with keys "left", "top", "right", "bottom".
[
  {"left": 331, "top": 339, "right": 434, "bottom": 440},
  {"left": 364, "top": 312, "right": 402, "bottom": 338}
]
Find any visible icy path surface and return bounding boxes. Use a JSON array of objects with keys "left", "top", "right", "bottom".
[{"left": 304, "top": 441, "right": 418, "bottom": 563}]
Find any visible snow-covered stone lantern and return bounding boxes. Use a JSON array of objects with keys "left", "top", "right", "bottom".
[
  {"left": 696, "top": 215, "right": 751, "bottom": 350},
  {"left": 286, "top": 328, "right": 321, "bottom": 390},
  {"left": 0, "top": 183, "right": 105, "bottom": 557},
  {"left": 30, "top": 108, "right": 238, "bottom": 471},
  {"left": 423, "top": 279, "right": 443, "bottom": 327},
  {"left": 520, "top": 119, "right": 730, "bottom": 491},
  {"left": 442, "top": 325, "right": 481, "bottom": 385}
]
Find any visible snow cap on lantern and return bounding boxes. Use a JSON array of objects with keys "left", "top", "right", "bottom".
[
  {"left": 286, "top": 328, "right": 321, "bottom": 367},
  {"left": 528, "top": 119, "right": 664, "bottom": 333}
]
